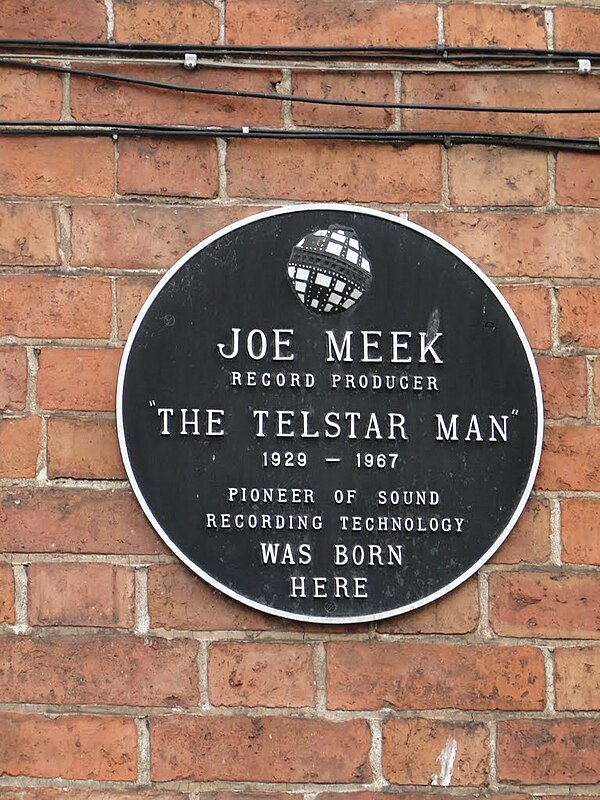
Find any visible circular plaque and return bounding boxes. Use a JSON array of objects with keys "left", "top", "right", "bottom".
[{"left": 117, "top": 205, "right": 543, "bottom": 624}]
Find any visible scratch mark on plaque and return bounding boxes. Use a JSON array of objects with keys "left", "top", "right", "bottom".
[{"left": 431, "top": 737, "right": 457, "bottom": 787}]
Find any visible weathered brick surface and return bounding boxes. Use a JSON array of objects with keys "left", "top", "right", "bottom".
[
  {"left": 226, "top": 0, "right": 437, "bottom": 46},
  {"left": 491, "top": 498, "right": 550, "bottom": 565},
  {"left": 37, "top": 348, "right": 122, "bottom": 412},
  {"left": 28, "top": 562, "right": 135, "bottom": 628},
  {"left": 148, "top": 562, "right": 284, "bottom": 631},
  {"left": 71, "top": 204, "right": 264, "bottom": 270},
  {"left": 71, "top": 66, "right": 282, "bottom": 128},
  {"left": 113, "top": 0, "right": 219, "bottom": 44},
  {"left": 382, "top": 718, "right": 489, "bottom": 786},
  {"left": 556, "top": 152, "right": 600, "bottom": 207},
  {"left": 536, "top": 356, "right": 587, "bottom": 419},
  {"left": 0, "top": 636, "right": 199, "bottom": 706},
  {"left": 561, "top": 499, "right": 600, "bottom": 565},
  {"left": 537, "top": 426, "right": 600, "bottom": 492},
  {"left": 327, "top": 642, "right": 544, "bottom": 711},
  {"left": 291, "top": 72, "right": 394, "bottom": 129},
  {"left": 555, "top": 647, "right": 600, "bottom": 711},
  {"left": 0, "top": 793, "right": 187, "bottom": 800},
  {"left": 151, "top": 716, "right": 372, "bottom": 782},
  {"left": 559, "top": 287, "right": 600, "bottom": 349},
  {"left": 116, "top": 276, "right": 160, "bottom": 339},
  {"left": 0, "top": 69, "right": 62, "bottom": 122},
  {"left": 445, "top": 5, "right": 546, "bottom": 48},
  {"left": 410, "top": 212, "right": 600, "bottom": 279},
  {"left": 497, "top": 720, "right": 600, "bottom": 784},
  {"left": 0, "top": 347, "right": 27, "bottom": 411},
  {"left": 0, "top": 713, "right": 137, "bottom": 780},
  {"left": 118, "top": 138, "right": 219, "bottom": 198},
  {"left": 0, "top": 275, "right": 111, "bottom": 339},
  {"left": 0, "top": 203, "right": 59, "bottom": 267},
  {"left": 0, "top": 0, "right": 106, "bottom": 40},
  {"left": 0, "top": 488, "right": 164, "bottom": 554},
  {"left": 447, "top": 146, "right": 547, "bottom": 207},
  {"left": 0, "top": 138, "right": 113, "bottom": 198},
  {"left": 0, "top": 416, "right": 40, "bottom": 478},
  {"left": 377, "top": 576, "right": 479, "bottom": 634},
  {"left": 402, "top": 73, "right": 600, "bottom": 138},
  {"left": 208, "top": 642, "right": 315, "bottom": 707},
  {"left": 489, "top": 572, "right": 600, "bottom": 639},
  {"left": 228, "top": 141, "right": 442, "bottom": 202},
  {"left": 47, "top": 417, "right": 126, "bottom": 480},
  {"left": 554, "top": 7, "right": 600, "bottom": 51},
  {"left": 0, "top": 565, "right": 15, "bottom": 625},
  {"left": 499, "top": 285, "right": 552, "bottom": 350}
]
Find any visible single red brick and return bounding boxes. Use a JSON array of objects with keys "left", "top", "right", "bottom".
[
  {"left": 489, "top": 571, "right": 600, "bottom": 639},
  {"left": 28, "top": 562, "right": 134, "bottom": 628},
  {"left": 499, "top": 285, "right": 552, "bottom": 350},
  {"left": 71, "top": 204, "right": 264, "bottom": 270},
  {"left": 382, "top": 718, "right": 488, "bottom": 786},
  {"left": 0, "top": 635, "right": 199, "bottom": 706},
  {"left": 114, "top": 0, "right": 218, "bottom": 43},
  {"left": 0, "top": 275, "right": 111, "bottom": 339},
  {"left": 318, "top": 794, "right": 525, "bottom": 800},
  {"left": 536, "top": 356, "right": 587, "bottom": 419},
  {"left": 411, "top": 212, "right": 600, "bottom": 280},
  {"left": 0, "top": 564, "right": 15, "bottom": 624},
  {"left": 445, "top": 4, "right": 546, "bottom": 48},
  {"left": 554, "top": 7, "right": 600, "bottom": 51},
  {"left": 327, "top": 642, "right": 544, "bottom": 711},
  {"left": 226, "top": 0, "right": 437, "bottom": 46},
  {"left": 37, "top": 348, "right": 122, "bottom": 412},
  {"left": 71, "top": 65, "right": 282, "bottom": 128},
  {"left": 377, "top": 577, "right": 479, "bottom": 634},
  {"left": 209, "top": 643, "right": 315, "bottom": 707},
  {"left": 0, "top": 0, "right": 106, "bottom": 40},
  {"left": 0, "top": 68, "right": 62, "bottom": 122},
  {"left": 0, "top": 204, "right": 59, "bottom": 266},
  {"left": 151, "top": 716, "right": 371, "bottom": 782},
  {"left": 448, "top": 145, "right": 547, "bottom": 206},
  {"left": 0, "top": 792, "right": 187, "bottom": 800},
  {"left": 0, "top": 416, "right": 40, "bottom": 478},
  {"left": 492, "top": 498, "right": 550, "bottom": 565},
  {"left": 0, "top": 713, "right": 136, "bottom": 780},
  {"left": 47, "top": 417, "right": 125, "bottom": 480},
  {"left": 148, "top": 562, "right": 283, "bottom": 631},
  {"left": 537, "top": 426, "right": 600, "bottom": 492},
  {"left": 228, "top": 141, "right": 441, "bottom": 203},
  {"left": 116, "top": 277, "right": 159, "bottom": 339},
  {"left": 497, "top": 719, "right": 600, "bottom": 784},
  {"left": 402, "top": 73, "right": 600, "bottom": 138},
  {"left": 291, "top": 72, "right": 394, "bottom": 129},
  {"left": 556, "top": 152, "right": 600, "bottom": 207},
  {"left": 0, "top": 488, "right": 164, "bottom": 555},
  {"left": 0, "top": 348, "right": 27, "bottom": 411},
  {"left": 555, "top": 647, "right": 600, "bottom": 711},
  {"left": 0, "top": 138, "right": 113, "bottom": 198},
  {"left": 118, "top": 137, "right": 219, "bottom": 198},
  {"left": 561, "top": 499, "right": 600, "bottom": 565},
  {"left": 559, "top": 287, "right": 600, "bottom": 348}
]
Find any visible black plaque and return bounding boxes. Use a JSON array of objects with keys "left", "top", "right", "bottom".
[{"left": 117, "top": 205, "right": 543, "bottom": 623}]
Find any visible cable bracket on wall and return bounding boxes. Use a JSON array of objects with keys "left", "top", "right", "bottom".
[
  {"left": 183, "top": 53, "right": 198, "bottom": 70},
  {"left": 577, "top": 58, "right": 592, "bottom": 75}
]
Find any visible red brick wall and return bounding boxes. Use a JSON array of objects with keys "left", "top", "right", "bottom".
[{"left": 1, "top": 1, "right": 599, "bottom": 797}]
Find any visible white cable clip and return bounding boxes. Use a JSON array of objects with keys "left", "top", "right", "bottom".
[
  {"left": 577, "top": 58, "right": 592, "bottom": 75},
  {"left": 242, "top": 126, "right": 250, "bottom": 134},
  {"left": 183, "top": 53, "right": 198, "bottom": 70}
]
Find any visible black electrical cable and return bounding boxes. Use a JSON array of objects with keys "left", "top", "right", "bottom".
[
  {"left": 1, "top": 58, "right": 599, "bottom": 115},
  {"left": 1, "top": 122, "right": 598, "bottom": 152},
  {"left": 1, "top": 39, "right": 600, "bottom": 62}
]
